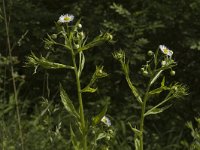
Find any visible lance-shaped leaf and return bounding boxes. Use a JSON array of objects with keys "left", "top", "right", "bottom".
[
  {"left": 161, "top": 76, "right": 165, "bottom": 87},
  {"left": 149, "top": 87, "right": 164, "bottom": 95},
  {"left": 125, "top": 75, "right": 142, "bottom": 104},
  {"left": 78, "top": 51, "right": 85, "bottom": 77},
  {"left": 144, "top": 105, "right": 171, "bottom": 116},
  {"left": 150, "top": 70, "right": 163, "bottom": 85},
  {"left": 60, "top": 84, "right": 79, "bottom": 119},
  {"left": 116, "top": 53, "right": 142, "bottom": 104},
  {"left": 81, "top": 86, "right": 97, "bottom": 93},
  {"left": 78, "top": 32, "right": 113, "bottom": 52},
  {"left": 26, "top": 53, "right": 74, "bottom": 70},
  {"left": 92, "top": 104, "right": 108, "bottom": 126}
]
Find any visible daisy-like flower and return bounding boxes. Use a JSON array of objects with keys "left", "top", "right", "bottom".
[
  {"left": 58, "top": 14, "right": 74, "bottom": 23},
  {"left": 159, "top": 45, "right": 173, "bottom": 57},
  {"left": 101, "top": 116, "right": 111, "bottom": 127}
]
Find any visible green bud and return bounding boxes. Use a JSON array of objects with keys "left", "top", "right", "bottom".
[
  {"left": 79, "top": 32, "right": 85, "bottom": 39},
  {"left": 74, "top": 44, "right": 80, "bottom": 49},
  {"left": 170, "top": 70, "right": 175, "bottom": 76},
  {"left": 113, "top": 50, "right": 124, "bottom": 60},
  {"left": 104, "top": 33, "right": 113, "bottom": 41},
  {"left": 141, "top": 67, "right": 145, "bottom": 72},
  {"left": 51, "top": 34, "right": 57, "bottom": 39},
  {"left": 78, "top": 23, "right": 82, "bottom": 28},
  {"left": 143, "top": 70, "right": 148, "bottom": 76},
  {"left": 161, "top": 60, "right": 166, "bottom": 66},
  {"left": 147, "top": 50, "right": 154, "bottom": 56}
]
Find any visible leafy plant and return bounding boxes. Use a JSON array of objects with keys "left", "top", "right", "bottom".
[
  {"left": 26, "top": 14, "right": 114, "bottom": 150},
  {"left": 113, "top": 45, "right": 188, "bottom": 150},
  {"left": 182, "top": 117, "right": 200, "bottom": 150}
]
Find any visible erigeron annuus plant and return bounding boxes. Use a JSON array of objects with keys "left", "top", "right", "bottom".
[
  {"left": 113, "top": 45, "right": 188, "bottom": 150},
  {"left": 26, "top": 14, "right": 113, "bottom": 150}
]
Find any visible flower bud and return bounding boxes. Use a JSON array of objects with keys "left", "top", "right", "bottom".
[
  {"left": 74, "top": 44, "right": 80, "bottom": 49},
  {"left": 78, "top": 23, "right": 82, "bottom": 28},
  {"left": 147, "top": 50, "right": 154, "bottom": 56},
  {"left": 51, "top": 34, "right": 57, "bottom": 39},
  {"left": 79, "top": 32, "right": 85, "bottom": 39},
  {"left": 170, "top": 70, "right": 175, "bottom": 76},
  {"left": 142, "top": 70, "right": 148, "bottom": 76},
  {"left": 161, "top": 60, "right": 166, "bottom": 66},
  {"left": 141, "top": 67, "right": 145, "bottom": 72},
  {"left": 104, "top": 33, "right": 113, "bottom": 41}
]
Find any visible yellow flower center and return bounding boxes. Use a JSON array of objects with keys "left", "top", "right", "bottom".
[
  {"left": 163, "top": 48, "right": 169, "bottom": 54},
  {"left": 64, "top": 17, "right": 70, "bottom": 21}
]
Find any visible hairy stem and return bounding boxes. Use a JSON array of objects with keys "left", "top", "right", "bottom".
[
  {"left": 71, "top": 52, "right": 87, "bottom": 150},
  {"left": 139, "top": 82, "right": 151, "bottom": 150},
  {"left": 2, "top": 1, "right": 24, "bottom": 150}
]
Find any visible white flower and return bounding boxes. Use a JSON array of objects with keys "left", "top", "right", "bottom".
[
  {"left": 159, "top": 45, "right": 173, "bottom": 57},
  {"left": 58, "top": 14, "right": 74, "bottom": 23},
  {"left": 101, "top": 116, "right": 111, "bottom": 127}
]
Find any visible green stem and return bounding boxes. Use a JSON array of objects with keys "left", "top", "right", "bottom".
[
  {"left": 71, "top": 52, "right": 87, "bottom": 150},
  {"left": 139, "top": 83, "right": 151, "bottom": 150},
  {"left": 2, "top": 1, "right": 24, "bottom": 150},
  {"left": 146, "top": 92, "right": 172, "bottom": 115}
]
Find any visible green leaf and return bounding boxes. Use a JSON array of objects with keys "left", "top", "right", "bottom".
[
  {"left": 161, "top": 76, "right": 165, "bottom": 87},
  {"left": 96, "top": 133, "right": 107, "bottom": 141},
  {"left": 70, "top": 125, "right": 80, "bottom": 150},
  {"left": 125, "top": 75, "right": 142, "bottom": 104},
  {"left": 78, "top": 51, "right": 85, "bottom": 77},
  {"left": 128, "top": 122, "right": 141, "bottom": 136},
  {"left": 134, "top": 138, "right": 141, "bottom": 150},
  {"left": 60, "top": 84, "right": 79, "bottom": 119},
  {"left": 149, "top": 87, "right": 163, "bottom": 95},
  {"left": 144, "top": 105, "right": 171, "bottom": 116},
  {"left": 78, "top": 32, "right": 112, "bottom": 52},
  {"left": 26, "top": 53, "right": 74, "bottom": 70},
  {"left": 92, "top": 104, "right": 108, "bottom": 126},
  {"left": 150, "top": 70, "right": 163, "bottom": 85},
  {"left": 81, "top": 86, "right": 97, "bottom": 93}
]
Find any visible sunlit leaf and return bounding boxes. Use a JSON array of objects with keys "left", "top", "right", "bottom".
[
  {"left": 144, "top": 105, "right": 171, "bottom": 116},
  {"left": 81, "top": 86, "right": 97, "bottom": 93},
  {"left": 60, "top": 84, "right": 79, "bottom": 119}
]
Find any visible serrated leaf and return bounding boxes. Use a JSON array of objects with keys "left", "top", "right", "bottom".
[
  {"left": 144, "top": 105, "right": 171, "bottom": 116},
  {"left": 60, "top": 84, "right": 79, "bottom": 119},
  {"left": 26, "top": 53, "right": 74, "bottom": 70},
  {"left": 81, "top": 86, "right": 97, "bottom": 93},
  {"left": 92, "top": 104, "right": 108, "bottom": 126}
]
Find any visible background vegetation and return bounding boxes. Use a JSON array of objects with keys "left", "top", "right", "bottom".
[{"left": 1, "top": 0, "right": 200, "bottom": 149}]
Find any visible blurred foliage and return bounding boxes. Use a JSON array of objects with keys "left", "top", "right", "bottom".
[{"left": 1, "top": 0, "right": 200, "bottom": 149}]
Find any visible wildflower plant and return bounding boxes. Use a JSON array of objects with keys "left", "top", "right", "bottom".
[
  {"left": 26, "top": 14, "right": 113, "bottom": 150},
  {"left": 113, "top": 45, "right": 188, "bottom": 150}
]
